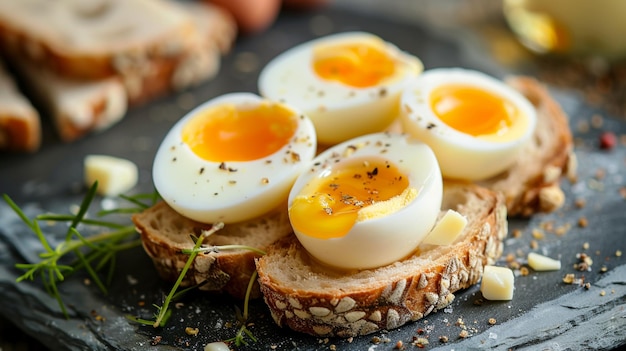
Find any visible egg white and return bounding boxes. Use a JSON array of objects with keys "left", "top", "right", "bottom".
[
  {"left": 400, "top": 68, "right": 537, "bottom": 181},
  {"left": 288, "top": 133, "right": 443, "bottom": 270},
  {"left": 152, "top": 93, "right": 317, "bottom": 223},
  {"left": 258, "top": 31, "right": 423, "bottom": 145}
]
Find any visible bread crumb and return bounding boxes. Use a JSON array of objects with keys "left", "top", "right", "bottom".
[
  {"left": 439, "top": 335, "right": 449, "bottom": 343},
  {"left": 619, "top": 187, "right": 626, "bottom": 199},
  {"left": 532, "top": 229, "right": 545, "bottom": 240},
  {"left": 578, "top": 217, "right": 588, "bottom": 228},
  {"left": 512, "top": 229, "right": 522, "bottom": 238},
  {"left": 600, "top": 290, "right": 606, "bottom": 296},
  {"left": 329, "top": 344, "right": 337, "bottom": 351},
  {"left": 520, "top": 267, "right": 530, "bottom": 276},
  {"left": 488, "top": 318, "right": 497, "bottom": 325},
  {"left": 582, "top": 242, "right": 590, "bottom": 250},
  {"left": 459, "top": 330, "right": 469, "bottom": 338},
  {"left": 575, "top": 198, "right": 586, "bottom": 209},
  {"left": 185, "top": 327, "right": 199, "bottom": 336},
  {"left": 594, "top": 168, "right": 606, "bottom": 180},
  {"left": 563, "top": 273, "right": 575, "bottom": 284},
  {"left": 394, "top": 340, "right": 403, "bottom": 349},
  {"left": 530, "top": 240, "right": 539, "bottom": 250},
  {"left": 591, "top": 114, "right": 604, "bottom": 129},
  {"left": 539, "top": 185, "right": 565, "bottom": 212},
  {"left": 617, "top": 250, "right": 623, "bottom": 257}
]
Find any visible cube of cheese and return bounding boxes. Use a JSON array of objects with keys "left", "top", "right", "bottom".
[
  {"left": 84, "top": 155, "right": 138, "bottom": 196},
  {"left": 480, "top": 265, "right": 514, "bottom": 301},
  {"left": 422, "top": 209, "right": 467, "bottom": 246}
]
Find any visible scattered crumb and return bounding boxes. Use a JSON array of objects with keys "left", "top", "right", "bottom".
[
  {"left": 591, "top": 114, "right": 604, "bottom": 129},
  {"left": 582, "top": 242, "right": 590, "bottom": 250},
  {"left": 563, "top": 273, "right": 576, "bottom": 284},
  {"left": 151, "top": 336, "right": 163, "bottom": 346},
  {"left": 185, "top": 327, "right": 199, "bottom": 336},
  {"left": 620, "top": 187, "right": 626, "bottom": 199},
  {"left": 532, "top": 229, "right": 545, "bottom": 240},
  {"left": 520, "top": 267, "right": 530, "bottom": 276},
  {"left": 574, "top": 198, "right": 586, "bottom": 209},
  {"left": 617, "top": 250, "right": 623, "bottom": 257},
  {"left": 439, "top": 335, "right": 449, "bottom": 343},
  {"left": 594, "top": 168, "right": 606, "bottom": 180},
  {"left": 578, "top": 217, "right": 589, "bottom": 228},
  {"left": 329, "top": 344, "right": 337, "bottom": 351},
  {"left": 412, "top": 337, "right": 429, "bottom": 348},
  {"left": 584, "top": 282, "right": 591, "bottom": 290},
  {"left": 459, "top": 330, "right": 469, "bottom": 339},
  {"left": 530, "top": 240, "right": 539, "bottom": 249},
  {"left": 600, "top": 266, "right": 608, "bottom": 273},
  {"left": 371, "top": 336, "right": 381, "bottom": 344},
  {"left": 394, "top": 340, "right": 403, "bottom": 349},
  {"left": 600, "top": 290, "right": 606, "bottom": 296},
  {"left": 512, "top": 229, "right": 522, "bottom": 238},
  {"left": 488, "top": 318, "right": 497, "bottom": 325}
]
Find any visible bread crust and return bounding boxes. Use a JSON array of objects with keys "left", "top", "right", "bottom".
[
  {"left": 132, "top": 201, "right": 293, "bottom": 300},
  {"left": 0, "top": 59, "right": 40, "bottom": 152},
  {"left": 478, "top": 76, "right": 575, "bottom": 216},
  {"left": 256, "top": 183, "right": 507, "bottom": 337}
]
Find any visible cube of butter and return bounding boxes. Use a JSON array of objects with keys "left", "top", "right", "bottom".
[
  {"left": 422, "top": 209, "right": 467, "bottom": 246},
  {"left": 84, "top": 155, "right": 138, "bottom": 196},
  {"left": 480, "top": 265, "right": 514, "bottom": 301},
  {"left": 527, "top": 252, "right": 561, "bottom": 271}
]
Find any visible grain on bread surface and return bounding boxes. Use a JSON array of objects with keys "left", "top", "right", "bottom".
[
  {"left": 132, "top": 201, "right": 293, "bottom": 300},
  {"left": 256, "top": 182, "right": 507, "bottom": 337},
  {"left": 479, "top": 76, "right": 574, "bottom": 216}
]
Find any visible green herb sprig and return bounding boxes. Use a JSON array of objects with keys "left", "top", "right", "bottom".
[
  {"left": 3, "top": 182, "right": 156, "bottom": 317},
  {"left": 129, "top": 224, "right": 265, "bottom": 346}
]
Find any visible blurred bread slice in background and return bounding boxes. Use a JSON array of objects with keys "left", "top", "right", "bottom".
[
  {"left": 6, "top": 55, "right": 127, "bottom": 143},
  {"left": 0, "top": 0, "right": 237, "bottom": 147},
  {"left": 0, "top": 58, "right": 41, "bottom": 152}
]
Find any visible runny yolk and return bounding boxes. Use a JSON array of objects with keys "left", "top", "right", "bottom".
[
  {"left": 181, "top": 102, "right": 298, "bottom": 161},
  {"left": 312, "top": 40, "right": 396, "bottom": 88},
  {"left": 430, "top": 84, "right": 519, "bottom": 137},
  {"left": 289, "top": 158, "right": 409, "bottom": 239}
]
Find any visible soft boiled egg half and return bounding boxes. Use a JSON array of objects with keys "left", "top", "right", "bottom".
[
  {"left": 288, "top": 133, "right": 443, "bottom": 270},
  {"left": 400, "top": 68, "right": 537, "bottom": 181},
  {"left": 152, "top": 93, "right": 316, "bottom": 223},
  {"left": 258, "top": 32, "right": 423, "bottom": 146}
]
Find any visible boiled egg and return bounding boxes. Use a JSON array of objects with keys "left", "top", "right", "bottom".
[
  {"left": 152, "top": 93, "right": 316, "bottom": 223},
  {"left": 288, "top": 132, "right": 442, "bottom": 270},
  {"left": 400, "top": 68, "right": 537, "bottom": 181},
  {"left": 258, "top": 32, "right": 423, "bottom": 145}
]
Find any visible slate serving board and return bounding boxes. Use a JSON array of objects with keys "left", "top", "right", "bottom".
[{"left": 1, "top": 5, "right": 625, "bottom": 351}]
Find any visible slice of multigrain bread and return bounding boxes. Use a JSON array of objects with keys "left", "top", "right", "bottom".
[
  {"left": 477, "top": 76, "right": 575, "bottom": 217},
  {"left": 256, "top": 182, "right": 507, "bottom": 338},
  {"left": 0, "top": 0, "right": 197, "bottom": 80},
  {"left": 132, "top": 201, "right": 293, "bottom": 300},
  {"left": 0, "top": 58, "right": 40, "bottom": 152}
]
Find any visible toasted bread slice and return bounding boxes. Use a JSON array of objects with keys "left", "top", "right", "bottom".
[
  {"left": 0, "top": 58, "right": 41, "bottom": 152},
  {"left": 0, "top": 0, "right": 197, "bottom": 80},
  {"left": 5, "top": 55, "right": 127, "bottom": 143},
  {"left": 256, "top": 182, "right": 507, "bottom": 338},
  {"left": 477, "top": 76, "right": 575, "bottom": 216},
  {"left": 132, "top": 201, "right": 293, "bottom": 300},
  {"left": 122, "top": 1, "right": 236, "bottom": 105}
]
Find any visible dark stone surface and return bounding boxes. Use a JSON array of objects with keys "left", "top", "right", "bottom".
[{"left": 1, "top": 5, "right": 625, "bottom": 351}]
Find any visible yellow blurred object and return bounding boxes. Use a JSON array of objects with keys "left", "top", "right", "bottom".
[{"left": 503, "top": 0, "right": 626, "bottom": 59}]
